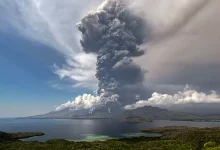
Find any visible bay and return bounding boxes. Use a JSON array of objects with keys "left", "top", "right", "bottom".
[{"left": 0, "top": 119, "right": 220, "bottom": 141}]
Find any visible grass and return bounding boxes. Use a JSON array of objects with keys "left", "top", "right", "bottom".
[
  {"left": 1, "top": 126, "right": 220, "bottom": 150},
  {"left": 0, "top": 138, "right": 193, "bottom": 150}
]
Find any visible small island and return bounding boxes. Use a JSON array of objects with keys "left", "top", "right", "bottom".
[{"left": 123, "top": 116, "right": 153, "bottom": 123}]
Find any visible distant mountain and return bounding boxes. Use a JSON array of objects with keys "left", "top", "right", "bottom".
[
  {"left": 123, "top": 106, "right": 202, "bottom": 120},
  {"left": 27, "top": 108, "right": 89, "bottom": 119},
  {"left": 26, "top": 105, "right": 205, "bottom": 120}
]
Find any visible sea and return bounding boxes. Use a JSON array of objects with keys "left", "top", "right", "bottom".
[{"left": 1, "top": 119, "right": 220, "bottom": 142}]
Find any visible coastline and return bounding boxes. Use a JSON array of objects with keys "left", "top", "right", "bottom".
[{"left": 1, "top": 126, "right": 220, "bottom": 149}]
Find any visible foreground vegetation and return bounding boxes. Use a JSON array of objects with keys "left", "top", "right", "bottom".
[{"left": 1, "top": 126, "right": 220, "bottom": 150}]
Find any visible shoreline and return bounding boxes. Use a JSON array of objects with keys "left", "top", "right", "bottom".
[
  {"left": 14, "top": 118, "right": 220, "bottom": 122},
  {"left": 0, "top": 131, "right": 45, "bottom": 142},
  {"left": 2, "top": 126, "right": 220, "bottom": 149}
]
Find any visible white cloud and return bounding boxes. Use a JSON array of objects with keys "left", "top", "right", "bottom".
[
  {"left": 56, "top": 94, "right": 101, "bottom": 111},
  {"left": 124, "top": 85, "right": 220, "bottom": 110},
  {"left": 0, "top": 0, "right": 101, "bottom": 90},
  {"left": 54, "top": 53, "right": 98, "bottom": 90},
  {"left": 30, "top": 0, "right": 99, "bottom": 89},
  {"left": 56, "top": 92, "right": 119, "bottom": 111}
]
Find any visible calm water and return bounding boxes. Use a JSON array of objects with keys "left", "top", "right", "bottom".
[{"left": 1, "top": 119, "right": 220, "bottom": 141}]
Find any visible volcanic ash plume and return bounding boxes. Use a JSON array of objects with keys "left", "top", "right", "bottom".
[{"left": 76, "top": 0, "right": 147, "bottom": 107}]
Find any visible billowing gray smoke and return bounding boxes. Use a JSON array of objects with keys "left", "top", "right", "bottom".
[{"left": 76, "top": 0, "right": 147, "bottom": 107}]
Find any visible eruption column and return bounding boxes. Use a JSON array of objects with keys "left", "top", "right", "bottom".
[{"left": 77, "top": 0, "right": 147, "bottom": 107}]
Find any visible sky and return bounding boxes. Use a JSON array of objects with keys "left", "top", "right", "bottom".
[
  {"left": 0, "top": 0, "right": 102, "bottom": 117},
  {"left": 1, "top": 0, "right": 220, "bottom": 117}
]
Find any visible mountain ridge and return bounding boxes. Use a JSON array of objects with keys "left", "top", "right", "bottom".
[{"left": 26, "top": 105, "right": 210, "bottom": 120}]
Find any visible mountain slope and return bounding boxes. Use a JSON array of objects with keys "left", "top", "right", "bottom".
[
  {"left": 27, "top": 105, "right": 203, "bottom": 120},
  {"left": 123, "top": 106, "right": 202, "bottom": 120}
]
